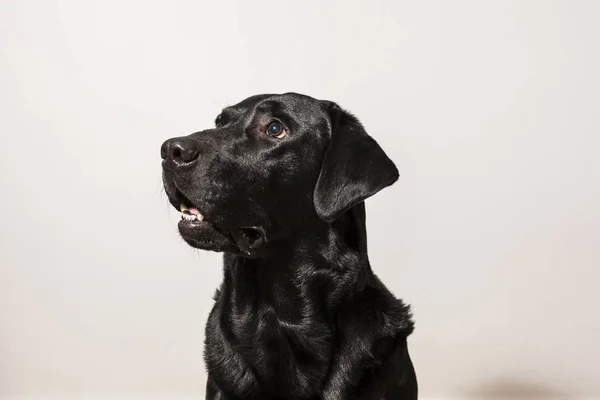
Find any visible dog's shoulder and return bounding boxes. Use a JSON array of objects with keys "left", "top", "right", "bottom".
[{"left": 337, "top": 278, "right": 414, "bottom": 338}]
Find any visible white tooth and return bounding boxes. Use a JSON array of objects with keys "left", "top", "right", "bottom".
[
  {"left": 196, "top": 214, "right": 204, "bottom": 221},
  {"left": 180, "top": 203, "right": 188, "bottom": 212},
  {"left": 182, "top": 213, "right": 196, "bottom": 221}
]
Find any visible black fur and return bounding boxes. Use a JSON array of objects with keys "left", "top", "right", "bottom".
[{"left": 161, "top": 93, "right": 417, "bottom": 399}]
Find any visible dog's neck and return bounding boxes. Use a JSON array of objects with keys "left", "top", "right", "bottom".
[{"left": 220, "top": 204, "right": 373, "bottom": 324}]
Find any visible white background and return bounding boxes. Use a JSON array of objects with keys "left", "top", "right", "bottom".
[{"left": 1, "top": 0, "right": 599, "bottom": 399}]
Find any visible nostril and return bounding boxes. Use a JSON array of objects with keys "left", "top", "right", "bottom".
[{"left": 172, "top": 147, "right": 183, "bottom": 163}]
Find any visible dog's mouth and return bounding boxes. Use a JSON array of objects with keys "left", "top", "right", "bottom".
[
  {"left": 173, "top": 188, "right": 210, "bottom": 226},
  {"left": 178, "top": 202, "right": 206, "bottom": 223},
  {"left": 172, "top": 189, "right": 266, "bottom": 256}
]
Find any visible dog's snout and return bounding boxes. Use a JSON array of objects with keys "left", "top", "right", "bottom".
[{"left": 161, "top": 138, "right": 200, "bottom": 166}]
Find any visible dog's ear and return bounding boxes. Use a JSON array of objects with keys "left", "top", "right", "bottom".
[{"left": 314, "top": 103, "right": 399, "bottom": 222}]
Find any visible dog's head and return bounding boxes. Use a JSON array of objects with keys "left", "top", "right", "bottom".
[{"left": 161, "top": 93, "right": 398, "bottom": 257}]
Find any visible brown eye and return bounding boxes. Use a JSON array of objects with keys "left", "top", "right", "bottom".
[{"left": 266, "top": 121, "right": 287, "bottom": 138}]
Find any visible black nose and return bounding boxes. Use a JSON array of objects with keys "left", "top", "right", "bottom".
[{"left": 160, "top": 138, "right": 200, "bottom": 166}]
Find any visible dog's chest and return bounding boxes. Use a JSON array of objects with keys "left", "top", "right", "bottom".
[{"left": 207, "top": 300, "right": 334, "bottom": 398}]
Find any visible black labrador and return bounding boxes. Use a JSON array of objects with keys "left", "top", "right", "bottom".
[{"left": 161, "top": 93, "right": 417, "bottom": 400}]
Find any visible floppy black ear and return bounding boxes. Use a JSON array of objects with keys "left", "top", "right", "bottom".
[{"left": 314, "top": 103, "right": 399, "bottom": 222}]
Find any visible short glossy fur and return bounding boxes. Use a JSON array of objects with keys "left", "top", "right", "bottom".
[{"left": 161, "top": 93, "right": 417, "bottom": 400}]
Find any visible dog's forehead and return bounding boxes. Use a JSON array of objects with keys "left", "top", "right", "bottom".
[{"left": 223, "top": 93, "right": 324, "bottom": 119}]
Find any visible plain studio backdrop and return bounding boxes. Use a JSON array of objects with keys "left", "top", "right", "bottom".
[{"left": 1, "top": 0, "right": 599, "bottom": 399}]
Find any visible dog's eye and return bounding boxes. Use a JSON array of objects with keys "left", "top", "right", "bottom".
[
  {"left": 266, "top": 121, "right": 287, "bottom": 138},
  {"left": 215, "top": 114, "right": 222, "bottom": 127}
]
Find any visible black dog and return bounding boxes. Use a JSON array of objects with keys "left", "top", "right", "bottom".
[{"left": 161, "top": 93, "right": 417, "bottom": 400}]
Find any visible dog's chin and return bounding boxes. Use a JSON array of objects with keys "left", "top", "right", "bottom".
[
  {"left": 178, "top": 218, "right": 267, "bottom": 258},
  {"left": 178, "top": 218, "right": 239, "bottom": 254}
]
